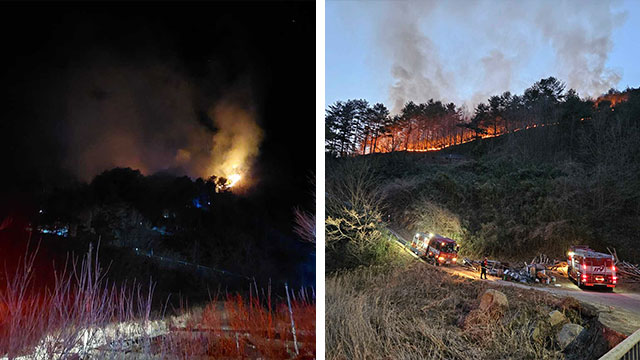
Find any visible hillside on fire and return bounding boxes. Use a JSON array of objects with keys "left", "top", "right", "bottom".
[
  {"left": 326, "top": 79, "right": 640, "bottom": 271},
  {"left": 0, "top": 1, "right": 316, "bottom": 292},
  {"left": 325, "top": 80, "right": 640, "bottom": 360},
  {"left": 0, "top": 2, "right": 315, "bottom": 358},
  {"left": 326, "top": 1, "right": 640, "bottom": 358}
]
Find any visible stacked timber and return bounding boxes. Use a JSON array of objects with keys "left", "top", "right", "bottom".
[{"left": 608, "top": 248, "right": 640, "bottom": 283}]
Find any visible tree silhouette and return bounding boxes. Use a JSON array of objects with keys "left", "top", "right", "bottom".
[{"left": 325, "top": 77, "right": 635, "bottom": 159}]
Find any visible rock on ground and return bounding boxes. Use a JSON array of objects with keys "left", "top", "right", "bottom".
[
  {"left": 557, "top": 323, "right": 584, "bottom": 350},
  {"left": 460, "top": 289, "right": 510, "bottom": 332},
  {"left": 532, "top": 310, "right": 570, "bottom": 344},
  {"left": 549, "top": 310, "right": 567, "bottom": 327},
  {"left": 478, "top": 289, "right": 509, "bottom": 313}
]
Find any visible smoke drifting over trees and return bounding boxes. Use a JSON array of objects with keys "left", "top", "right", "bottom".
[
  {"left": 1, "top": 3, "right": 320, "bottom": 197},
  {"left": 378, "top": 0, "right": 626, "bottom": 112},
  {"left": 205, "top": 102, "right": 263, "bottom": 181},
  {"left": 62, "top": 58, "right": 262, "bottom": 183},
  {"left": 0, "top": 1, "right": 315, "bottom": 293}
]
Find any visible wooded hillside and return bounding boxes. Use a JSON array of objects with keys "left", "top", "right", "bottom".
[{"left": 326, "top": 80, "right": 640, "bottom": 270}]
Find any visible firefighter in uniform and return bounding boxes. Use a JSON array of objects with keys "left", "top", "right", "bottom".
[{"left": 480, "top": 257, "right": 488, "bottom": 279}]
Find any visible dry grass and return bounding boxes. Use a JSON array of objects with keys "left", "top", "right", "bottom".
[
  {"left": 0, "top": 243, "right": 158, "bottom": 359},
  {"left": 0, "top": 244, "right": 315, "bottom": 359},
  {"left": 326, "top": 262, "right": 585, "bottom": 360},
  {"left": 154, "top": 289, "right": 316, "bottom": 359}
]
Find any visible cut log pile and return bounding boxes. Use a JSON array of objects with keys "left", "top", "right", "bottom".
[
  {"left": 608, "top": 248, "right": 640, "bottom": 283},
  {"left": 461, "top": 258, "right": 507, "bottom": 275},
  {"left": 530, "top": 254, "right": 554, "bottom": 266},
  {"left": 463, "top": 254, "right": 563, "bottom": 284},
  {"left": 464, "top": 250, "right": 640, "bottom": 285}
]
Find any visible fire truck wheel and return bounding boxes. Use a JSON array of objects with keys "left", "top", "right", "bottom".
[{"left": 577, "top": 277, "right": 582, "bottom": 288}]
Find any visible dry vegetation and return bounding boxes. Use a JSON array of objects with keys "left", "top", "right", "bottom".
[
  {"left": 327, "top": 87, "right": 640, "bottom": 263},
  {"left": 0, "top": 245, "right": 315, "bottom": 359},
  {"left": 326, "top": 262, "right": 601, "bottom": 360},
  {"left": 156, "top": 291, "right": 316, "bottom": 359}
]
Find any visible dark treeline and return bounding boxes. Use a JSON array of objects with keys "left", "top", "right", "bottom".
[
  {"left": 326, "top": 77, "right": 632, "bottom": 157},
  {"left": 1, "top": 168, "right": 314, "bottom": 296}
]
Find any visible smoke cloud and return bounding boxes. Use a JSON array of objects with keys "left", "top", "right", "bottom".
[
  {"left": 204, "top": 103, "right": 263, "bottom": 179},
  {"left": 377, "top": 0, "right": 626, "bottom": 112},
  {"left": 62, "top": 55, "right": 262, "bottom": 183},
  {"left": 382, "top": 1, "right": 451, "bottom": 112}
]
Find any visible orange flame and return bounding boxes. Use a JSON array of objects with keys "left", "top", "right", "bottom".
[{"left": 595, "top": 93, "right": 629, "bottom": 108}]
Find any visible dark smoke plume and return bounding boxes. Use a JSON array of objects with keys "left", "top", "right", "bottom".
[{"left": 61, "top": 55, "right": 262, "bottom": 182}]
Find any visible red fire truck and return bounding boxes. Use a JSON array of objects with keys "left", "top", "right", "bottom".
[
  {"left": 567, "top": 245, "right": 617, "bottom": 289},
  {"left": 411, "top": 232, "right": 459, "bottom": 265}
]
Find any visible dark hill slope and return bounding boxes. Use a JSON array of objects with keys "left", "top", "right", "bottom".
[{"left": 333, "top": 116, "right": 640, "bottom": 263}]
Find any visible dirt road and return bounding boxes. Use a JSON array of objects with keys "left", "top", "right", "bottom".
[{"left": 388, "top": 229, "right": 640, "bottom": 335}]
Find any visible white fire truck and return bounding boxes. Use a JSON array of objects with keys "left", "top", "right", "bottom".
[{"left": 567, "top": 245, "right": 617, "bottom": 289}]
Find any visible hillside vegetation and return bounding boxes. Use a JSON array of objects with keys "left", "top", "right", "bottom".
[
  {"left": 326, "top": 87, "right": 640, "bottom": 270},
  {"left": 326, "top": 261, "right": 614, "bottom": 360}
]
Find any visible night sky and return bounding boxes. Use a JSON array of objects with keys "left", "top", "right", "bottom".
[{"left": 0, "top": 2, "right": 315, "bottom": 220}]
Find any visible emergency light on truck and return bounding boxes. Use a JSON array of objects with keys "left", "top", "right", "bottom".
[
  {"left": 411, "top": 232, "right": 459, "bottom": 266},
  {"left": 567, "top": 245, "right": 616, "bottom": 289}
]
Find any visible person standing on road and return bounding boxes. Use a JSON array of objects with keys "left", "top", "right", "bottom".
[{"left": 480, "top": 257, "right": 488, "bottom": 279}]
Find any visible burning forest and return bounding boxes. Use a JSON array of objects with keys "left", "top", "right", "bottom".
[
  {"left": 325, "top": 0, "right": 640, "bottom": 359},
  {"left": 326, "top": 78, "right": 634, "bottom": 158},
  {"left": 0, "top": 2, "right": 315, "bottom": 359},
  {"left": 325, "top": 73, "right": 640, "bottom": 360}
]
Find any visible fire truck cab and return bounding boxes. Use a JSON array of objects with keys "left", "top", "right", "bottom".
[
  {"left": 411, "top": 232, "right": 459, "bottom": 265},
  {"left": 567, "top": 245, "right": 617, "bottom": 289}
]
